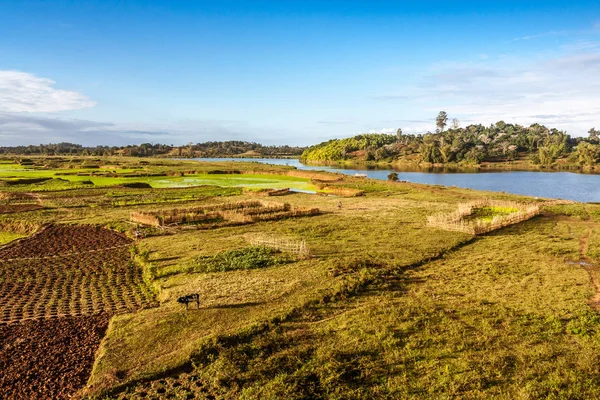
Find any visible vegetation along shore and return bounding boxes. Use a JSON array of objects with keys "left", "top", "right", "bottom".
[{"left": 301, "top": 113, "right": 600, "bottom": 172}]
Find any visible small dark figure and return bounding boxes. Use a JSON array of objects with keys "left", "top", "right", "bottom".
[
  {"left": 337, "top": 201, "right": 342, "bottom": 209},
  {"left": 177, "top": 293, "right": 200, "bottom": 310}
]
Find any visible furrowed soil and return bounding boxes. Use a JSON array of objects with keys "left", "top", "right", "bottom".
[
  {"left": 0, "top": 225, "right": 131, "bottom": 260},
  {"left": 0, "top": 314, "right": 109, "bottom": 400},
  {"left": 0, "top": 222, "right": 156, "bottom": 398},
  {"left": 0, "top": 225, "right": 156, "bottom": 323}
]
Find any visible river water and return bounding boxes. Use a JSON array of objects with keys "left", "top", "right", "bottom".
[{"left": 192, "top": 158, "right": 600, "bottom": 203}]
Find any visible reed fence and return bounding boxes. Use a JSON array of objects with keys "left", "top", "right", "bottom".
[
  {"left": 427, "top": 199, "right": 540, "bottom": 235},
  {"left": 130, "top": 200, "right": 321, "bottom": 228},
  {"left": 249, "top": 236, "right": 311, "bottom": 258}
]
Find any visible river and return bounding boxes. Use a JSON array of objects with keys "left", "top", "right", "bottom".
[{"left": 191, "top": 158, "right": 600, "bottom": 203}]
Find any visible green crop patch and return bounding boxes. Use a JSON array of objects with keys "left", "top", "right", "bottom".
[{"left": 189, "top": 246, "right": 295, "bottom": 273}]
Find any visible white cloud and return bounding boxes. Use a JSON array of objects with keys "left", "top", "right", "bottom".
[
  {"left": 0, "top": 70, "right": 95, "bottom": 112},
  {"left": 376, "top": 42, "right": 600, "bottom": 136},
  {"left": 366, "top": 128, "right": 396, "bottom": 134}
]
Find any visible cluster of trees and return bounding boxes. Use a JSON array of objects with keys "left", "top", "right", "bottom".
[
  {"left": 181, "top": 141, "right": 305, "bottom": 157},
  {"left": 299, "top": 134, "right": 398, "bottom": 162},
  {"left": 0, "top": 141, "right": 305, "bottom": 158},
  {"left": 302, "top": 112, "right": 600, "bottom": 166}
]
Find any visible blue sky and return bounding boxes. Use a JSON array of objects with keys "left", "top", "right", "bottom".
[{"left": 0, "top": 0, "right": 599, "bottom": 146}]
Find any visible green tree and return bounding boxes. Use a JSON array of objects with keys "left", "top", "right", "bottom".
[
  {"left": 396, "top": 128, "right": 403, "bottom": 142},
  {"left": 589, "top": 128, "right": 600, "bottom": 143},
  {"left": 436, "top": 111, "right": 448, "bottom": 132},
  {"left": 577, "top": 142, "right": 600, "bottom": 166},
  {"left": 374, "top": 146, "right": 390, "bottom": 161},
  {"left": 439, "top": 143, "right": 453, "bottom": 163},
  {"left": 387, "top": 172, "right": 399, "bottom": 181}
]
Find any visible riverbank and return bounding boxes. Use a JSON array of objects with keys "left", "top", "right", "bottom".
[{"left": 300, "top": 158, "right": 600, "bottom": 173}]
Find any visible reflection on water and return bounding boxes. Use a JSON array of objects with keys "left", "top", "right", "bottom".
[{"left": 190, "top": 158, "right": 600, "bottom": 203}]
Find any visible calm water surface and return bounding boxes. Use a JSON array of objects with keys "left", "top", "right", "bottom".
[{"left": 192, "top": 158, "right": 600, "bottom": 203}]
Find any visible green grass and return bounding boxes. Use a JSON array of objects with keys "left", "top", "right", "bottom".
[
  {"left": 4, "top": 156, "right": 600, "bottom": 399},
  {"left": 464, "top": 206, "right": 519, "bottom": 222},
  {"left": 115, "top": 216, "right": 600, "bottom": 399},
  {"left": 0, "top": 231, "right": 25, "bottom": 245},
  {"left": 0, "top": 164, "right": 316, "bottom": 191}
]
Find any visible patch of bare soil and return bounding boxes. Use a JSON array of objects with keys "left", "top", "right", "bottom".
[
  {"left": 0, "top": 224, "right": 157, "bottom": 398},
  {"left": 0, "top": 225, "right": 131, "bottom": 260},
  {"left": 0, "top": 314, "right": 109, "bottom": 400}
]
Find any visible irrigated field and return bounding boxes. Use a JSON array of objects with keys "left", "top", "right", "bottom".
[{"left": 2, "top": 156, "right": 600, "bottom": 399}]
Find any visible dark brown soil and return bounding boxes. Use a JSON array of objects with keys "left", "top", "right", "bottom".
[
  {"left": 0, "top": 314, "right": 110, "bottom": 400},
  {"left": 0, "top": 225, "right": 156, "bottom": 324},
  {"left": 0, "top": 225, "right": 131, "bottom": 259},
  {"left": 0, "top": 204, "right": 43, "bottom": 214},
  {"left": 0, "top": 224, "right": 157, "bottom": 398}
]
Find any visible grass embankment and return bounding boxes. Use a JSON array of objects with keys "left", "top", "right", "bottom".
[{"left": 0, "top": 231, "right": 25, "bottom": 245}]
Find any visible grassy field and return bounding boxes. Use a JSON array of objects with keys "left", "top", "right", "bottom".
[{"left": 2, "top": 156, "right": 600, "bottom": 399}]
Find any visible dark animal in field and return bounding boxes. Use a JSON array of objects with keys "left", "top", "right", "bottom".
[{"left": 177, "top": 293, "right": 200, "bottom": 310}]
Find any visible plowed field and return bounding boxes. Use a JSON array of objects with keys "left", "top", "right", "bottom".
[
  {"left": 0, "top": 225, "right": 157, "bottom": 399},
  {"left": 0, "top": 314, "right": 109, "bottom": 400}
]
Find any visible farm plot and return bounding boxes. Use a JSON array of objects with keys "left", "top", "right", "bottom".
[
  {"left": 427, "top": 199, "right": 540, "bottom": 235},
  {"left": 0, "top": 192, "right": 43, "bottom": 213},
  {"left": 0, "top": 225, "right": 156, "bottom": 323},
  {"left": 0, "top": 314, "right": 109, "bottom": 400},
  {"left": 130, "top": 200, "right": 321, "bottom": 228},
  {"left": 0, "top": 224, "right": 157, "bottom": 399},
  {"left": 0, "top": 204, "right": 44, "bottom": 214},
  {"left": 0, "top": 224, "right": 131, "bottom": 260}
]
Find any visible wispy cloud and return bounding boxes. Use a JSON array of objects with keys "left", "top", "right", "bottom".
[
  {"left": 511, "top": 30, "right": 568, "bottom": 42},
  {"left": 0, "top": 112, "right": 305, "bottom": 146},
  {"left": 0, "top": 70, "right": 308, "bottom": 145},
  {"left": 317, "top": 119, "right": 355, "bottom": 125},
  {"left": 0, "top": 70, "right": 95, "bottom": 113},
  {"left": 374, "top": 40, "right": 600, "bottom": 136}
]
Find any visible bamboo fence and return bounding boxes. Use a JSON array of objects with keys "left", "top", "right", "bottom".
[
  {"left": 249, "top": 235, "right": 311, "bottom": 259},
  {"left": 131, "top": 200, "right": 321, "bottom": 228},
  {"left": 427, "top": 199, "right": 540, "bottom": 235}
]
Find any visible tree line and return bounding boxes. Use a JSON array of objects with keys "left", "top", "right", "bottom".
[
  {"left": 0, "top": 141, "right": 306, "bottom": 158},
  {"left": 301, "top": 112, "right": 600, "bottom": 166}
]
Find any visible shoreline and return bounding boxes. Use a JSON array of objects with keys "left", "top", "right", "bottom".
[{"left": 299, "top": 159, "right": 600, "bottom": 174}]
